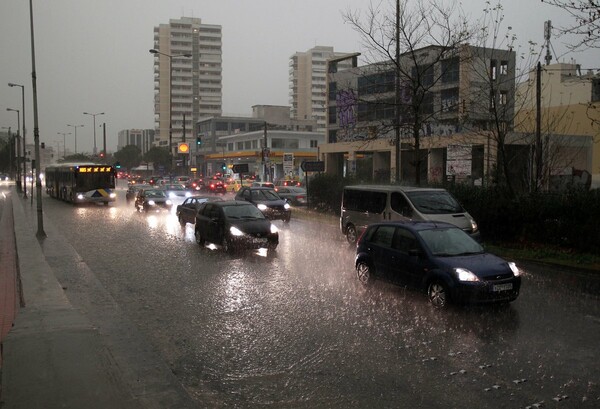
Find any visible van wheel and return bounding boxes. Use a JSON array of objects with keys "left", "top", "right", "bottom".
[
  {"left": 346, "top": 225, "right": 358, "bottom": 244},
  {"left": 427, "top": 280, "right": 449, "bottom": 308}
]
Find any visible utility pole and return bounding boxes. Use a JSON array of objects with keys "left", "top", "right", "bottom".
[
  {"left": 263, "top": 122, "right": 269, "bottom": 182},
  {"left": 102, "top": 122, "right": 106, "bottom": 162},
  {"left": 535, "top": 61, "right": 542, "bottom": 192}
]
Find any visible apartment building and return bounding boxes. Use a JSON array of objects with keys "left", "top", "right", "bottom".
[
  {"left": 152, "top": 17, "right": 222, "bottom": 156},
  {"left": 117, "top": 129, "right": 155, "bottom": 155},
  {"left": 289, "top": 46, "right": 356, "bottom": 134},
  {"left": 320, "top": 44, "right": 519, "bottom": 184}
]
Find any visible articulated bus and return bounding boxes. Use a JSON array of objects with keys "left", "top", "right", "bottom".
[{"left": 45, "top": 163, "right": 117, "bottom": 205}]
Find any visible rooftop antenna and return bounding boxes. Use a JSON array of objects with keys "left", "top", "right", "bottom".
[{"left": 544, "top": 20, "right": 552, "bottom": 66}]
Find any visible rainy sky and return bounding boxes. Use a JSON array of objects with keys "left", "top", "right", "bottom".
[{"left": 0, "top": 0, "right": 595, "bottom": 154}]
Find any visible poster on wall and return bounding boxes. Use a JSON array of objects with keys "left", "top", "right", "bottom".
[{"left": 446, "top": 144, "right": 472, "bottom": 176}]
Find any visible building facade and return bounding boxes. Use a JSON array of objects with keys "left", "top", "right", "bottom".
[
  {"left": 195, "top": 105, "right": 320, "bottom": 180},
  {"left": 516, "top": 62, "right": 600, "bottom": 188},
  {"left": 117, "top": 129, "right": 155, "bottom": 154},
  {"left": 289, "top": 46, "right": 356, "bottom": 134},
  {"left": 321, "top": 44, "right": 523, "bottom": 186},
  {"left": 152, "top": 17, "right": 222, "bottom": 155}
]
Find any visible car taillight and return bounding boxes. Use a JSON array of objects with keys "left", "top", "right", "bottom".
[{"left": 356, "top": 229, "right": 367, "bottom": 245}]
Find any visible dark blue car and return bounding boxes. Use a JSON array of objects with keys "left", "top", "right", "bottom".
[{"left": 355, "top": 221, "right": 521, "bottom": 308}]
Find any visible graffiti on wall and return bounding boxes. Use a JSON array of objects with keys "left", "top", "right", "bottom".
[{"left": 337, "top": 89, "right": 357, "bottom": 129}]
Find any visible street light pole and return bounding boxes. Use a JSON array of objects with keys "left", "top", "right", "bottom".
[
  {"left": 66, "top": 124, "right": 84, "bottom": 154},
  {"left": 57, "top": 132, "right": 71, "bottom": 158},
  {"left": 83, "top": 111, "right": 104, "bottom": 156},
  {"left": 8, "top": 82, "right": 26, "bottom": 197},
  {"left": 149, "top": 48, "right": 191, "bottom": 173},
  {"left": 6, "top": 109, "right": 20, "bottom": 185}
]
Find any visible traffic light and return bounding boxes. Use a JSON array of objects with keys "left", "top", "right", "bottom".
[
  {"left": 115, "top": 162, "right": 121, "bottom": 169},
  {"left": 196, "top": 136, "right": 202, "bottom": 146},
  {"left": 99, "top": 151, "right": 105, "bottom": 158},
  {"left": 221, "top": 163, "right": 227, "bottom": 171}
]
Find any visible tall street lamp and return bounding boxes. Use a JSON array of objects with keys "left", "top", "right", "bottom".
[
  {"left": 8, "top": 82, "right": 26, "bottom": 197},
  {"left": 67, "top": 124, "right": 84, "bottom": 154},
  {"left": 83, "top": 111, "right": 104, "bottom": 156},
  {"left": 6, "top": 109, "right": 20, "bottom": 182},
  {"left": 57, "top": 131, "right": 71, "bottom": 158},
  {"left": 149, "top": 48, "right": 191, "bottom": 172},
  {"left": 1, "top": 127, "right": 15, "bottom": 180}
]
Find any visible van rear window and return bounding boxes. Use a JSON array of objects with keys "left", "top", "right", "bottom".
[
  {"left": 343, "top": 189, "right": 386, "bottom": 213},
  {"left": 405, "top": 191, "right": 463, "bottom": 214}
]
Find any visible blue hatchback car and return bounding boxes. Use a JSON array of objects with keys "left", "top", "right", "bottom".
[{"left": 355, "top": 221, "right": 521, "bottom": 308}]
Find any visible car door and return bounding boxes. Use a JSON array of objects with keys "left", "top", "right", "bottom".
[
  {"left": 388, "top": 226, "right": 425, "bottom": 287},
  {"left": 181, "top": 198, "right": 196, "bottom": 223},
  {"left": 204, "top": 204, "right": 223, "bottom": 243},
  {"left": 366, "top": 225, "right": 396, "bottom": 280}
]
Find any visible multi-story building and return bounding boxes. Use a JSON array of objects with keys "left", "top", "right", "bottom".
[
  {"left": 152, "top": 17, "right": 222, "bottom": 157},
  {"left": 117, "top": 129, "right": 155, "bottom": 155},
  {"left": 320, "top": 44, "right": 523, "bottom": 185},
  {"left": 289, "top": 46, "right": 356, "bottom": 134},
  {"left": 516, "top": 62, "right": 600, "bottom": 188}
]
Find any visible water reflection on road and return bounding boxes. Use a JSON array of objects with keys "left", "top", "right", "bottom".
[{"left": 38, "top": 188, "right": 600, "bottom": 408}]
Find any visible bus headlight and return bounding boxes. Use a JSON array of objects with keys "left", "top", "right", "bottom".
[{"left": 109, "top": 193, "right": 117, "bottom": 199}]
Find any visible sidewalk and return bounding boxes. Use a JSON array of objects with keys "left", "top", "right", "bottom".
[{"left": 0, "top": 187, "right": 197, "bottom": 409}]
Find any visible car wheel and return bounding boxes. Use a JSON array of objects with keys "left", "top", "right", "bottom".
[
  {"left": 346, "top": 224, "right": 358, "bottom": 244},
  {"left": 195, "top": 228, "right": 205, "bottom": 245},
  {"left": 427, "top": 280, "right": 449, "bottom": 308},
  {"left": 267, "top": 240, "right": 278, "bottom": 250},
  {"left": 356, "top": 262, "right": 373, "bottom": 285},
  {"left": 178, "top": 215, "right": 185, "bottom": 226}
]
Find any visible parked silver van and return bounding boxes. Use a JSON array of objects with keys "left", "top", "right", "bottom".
[{"left": 340, "top": 185, "right": 480, "bottom": 244}]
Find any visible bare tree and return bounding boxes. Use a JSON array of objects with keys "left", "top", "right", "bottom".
[
  {"left": 541, "top": 0, "right": 600, "bottom": 49},
  {"left": 343, "top": 0, "right": 471, "bottom": 185}
]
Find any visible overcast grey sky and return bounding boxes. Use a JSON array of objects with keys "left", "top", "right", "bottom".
[{"left": 0, "top": 0, "right": 596, "bottom": 154}]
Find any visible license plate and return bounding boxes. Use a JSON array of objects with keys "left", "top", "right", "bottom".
[{"left": 493, "top": 283, "right": 513, "bottom": 292}]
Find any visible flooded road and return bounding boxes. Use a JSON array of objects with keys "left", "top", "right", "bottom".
[{"left": 34, "top": 184, "right": 600, "bottom": 408}]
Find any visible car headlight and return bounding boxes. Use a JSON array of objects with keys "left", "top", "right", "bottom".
[
  {"left": 508, "top": 262, "right": 521, "bottom": 277},
  {"left": 284, "top": 203, "right": 291, "bottom": 210},
  {"left": 470, "top": 219, "right": 478, "bottom": 233},
  {"left": 148, "top": 200, "right": 156, "bottom": 206},
  {"left": 77, "top": 194, "right": 84, "bottom": 200},
  {"left": 270, "top": 224, "right": 279, "bottom": 234},
  {"left": 109, "top": 193, "right": 117, "bottom": 198},
  {"left": 166, "top": 200, "right": 173, "bottom": 205},
  {"left": 454, "top": 267, "right": 480, "bottom": 282},
  {"left": 257, "top": 204, "right": 267, "bottom": 211},
  {"left": 185, "top": 192, "right": 192, "bottom": 197},
  {"left": 169, "top": 192, "right": 176, "bottom": 198},
  {"left": 230, "top": 226, "right": 244, "bottom": 236}
]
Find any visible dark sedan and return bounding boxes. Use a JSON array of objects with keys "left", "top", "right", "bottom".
[
  {"left": 235, "top": 187, "right": 291, "bottom": 222},
  {"left": 134, "top": 189, "right": 173, "bottom": 212},
  {"left": 194, "top": 200, "right": 278, "bottom": 253},
  {"left": 355, "top": 221, "right": 521, "bottom": 308},
  {"left": 176, "top": 195, "right": 223, "bottom": 226}
]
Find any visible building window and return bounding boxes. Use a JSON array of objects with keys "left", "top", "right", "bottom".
[
  {"left": 252, "top": 140, "right": 258, "bottom": 149},
  {"left": 500, "top": 91, "right": 508, "bottom": 105},
  {"left": 441, "top": 57, "right": 459, "bottom": 83},
  {"left": 310, "top": 140, "right": 318, "bottom": 148},
  {"left": 236, "top": 142, "right": 244, "bottom": 150},
  {"left": 328, "top": 107, "right": 337, "bottom": 124},
  {"left": 441, "top": 88, "right": 459, "bottom": 112},
  {"left": 328, "top": 130, "right": 337, "bottom": 143},
  {"left": 244, "top": 141, "right": 252, "bottom": 149},
  {"left": 411, "top": 65, "right": 434, "bottom": 87},
  {"left": 500, "top": 61, "right": 508, "bottom": 75},
  {"left": 329, "top": 82, "right": 337, "bottom": 100},
  {"left": 216, "top": 122, "right": 228, "bottom": 131},
  {"left": 358, "top": 71, "right": 395, "bottom": 95},
  {"left": 227, "top": 143, "right": 233, "bottom": 151},
  {"left": 491, "top": 60, "right": 497, "bottom": 80}
]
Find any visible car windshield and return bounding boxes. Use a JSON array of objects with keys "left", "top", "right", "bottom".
[
  {"left": 164, "top": 185, "right": 185, "bottom": 190},
  {"left": 250, "top": 189, "right": 280, "bottom": 201},
  {"left": 223, "top": 204, "right": 266, "bottom": 220},
  {"left": 145, "top": 190, "right": 167, "bottom": 198},
  {"left": 418, "top": 227, "right": 483, "bottom": 256},
  {"left": 405, "top": 191, "right": 464, "bottom": 214}
]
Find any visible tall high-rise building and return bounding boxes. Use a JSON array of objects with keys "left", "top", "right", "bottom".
[
  {"left": 117, "top": 129, "right": 155, "bottom": 155},
  {"left": 289, "top": 46, "right": 355, "bottom": 133},
  {"left": 152, "top": 17, "right": 222, "bottom": 155}
]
